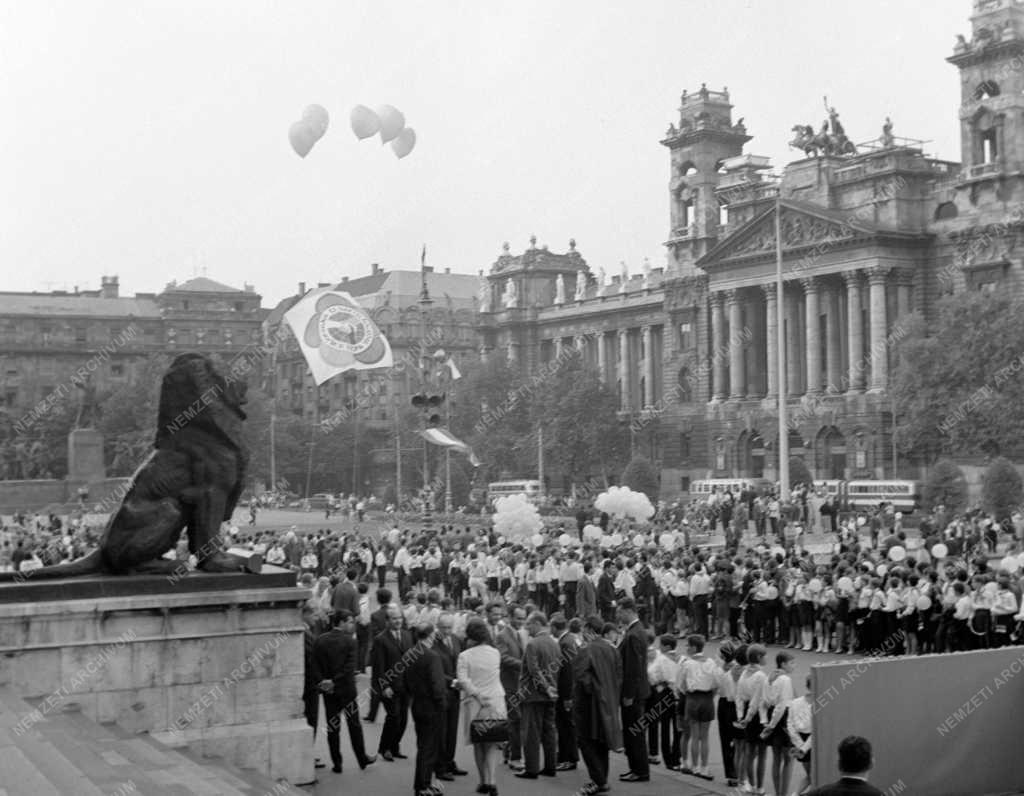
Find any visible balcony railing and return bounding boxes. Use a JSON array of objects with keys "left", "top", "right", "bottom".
[{"left": 965, "top": 162, "right": 1001, "bottom": 179}]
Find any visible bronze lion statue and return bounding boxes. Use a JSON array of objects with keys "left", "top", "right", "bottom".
[{"left": 0, "top": 353, "right": 261, "bottom": 581}]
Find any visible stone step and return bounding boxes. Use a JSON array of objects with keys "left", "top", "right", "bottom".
[{"left": 0, "top": 689, "right": 304, "bottom": 795}]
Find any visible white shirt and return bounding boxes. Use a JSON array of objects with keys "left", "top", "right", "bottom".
[
  {"left": 787, "top": 696, "right": 813, "bottom": 752},
  {"left": 647, "top": 651, "right": 679, "bottom": 688},
  {"left": 679, "top": 655, "right": 719, "bottom": 693}
]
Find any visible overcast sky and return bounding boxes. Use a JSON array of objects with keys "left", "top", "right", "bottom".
[{"left": 1, "top": 0, "right": 970, "bottom": 306}]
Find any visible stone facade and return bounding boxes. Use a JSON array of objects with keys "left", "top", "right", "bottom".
[
  {"left": 483, "top": 0, "right": 1024, "bottom": 498},
  {"left": 0, "top": 275, "right": 265, "bottom": 420}
]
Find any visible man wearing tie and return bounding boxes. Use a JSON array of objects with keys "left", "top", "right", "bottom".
[
  {"left": 311, "top": 610, "right": 376, "bottom": 774},
  {"left": 370, "top": 605, "right": 411, "bottom": 761},
  {"left": 617, "top": 598, "right": 651, "bottom": 783},
  {"left": 434, "top": 613, "right": 468, "bottom": 780},
  {"left": 405, "top": 622, "right": 448, "bottom": 796},
  {"left": 550, "top": 612, "right": 580, "bottom": 772},
  {"left": 597, "top": 562, "right": 618, "bottom": 622},
  {"left": 363, "top": 588, "right": 393, "bottom": 722},
  {"left": 495, "top": 604, "right": 527, "bottom": 770}
]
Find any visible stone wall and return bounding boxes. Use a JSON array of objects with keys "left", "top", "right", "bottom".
[
  {"left": 0, "top": 582, "right": 311, "bottom": 785},
  {"left": 0, "top": 476, "right": 131, "bottom": 514}
]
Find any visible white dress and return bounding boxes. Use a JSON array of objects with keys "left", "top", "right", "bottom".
[{"left": 457, "top": 644, "right": 507, "bottom": 745}]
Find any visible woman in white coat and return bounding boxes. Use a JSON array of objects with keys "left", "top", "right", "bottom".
[{"left": 457, "top": 617, "right": 507, "bottom": 795}]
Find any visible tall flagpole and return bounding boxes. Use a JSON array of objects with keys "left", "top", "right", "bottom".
[{"left": 776, "top": 194, "right": 790, "bottom": 500}]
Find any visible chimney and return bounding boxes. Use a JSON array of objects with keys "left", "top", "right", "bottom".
[
  {"left": 318, "top": 282, "right": 330, "bottom": 288},
  {"left": 444, "top": 267, "right": 450, "bottom": 274},
  {"left": 298, "top": 281, "right": 306, "bottom": 295},
  {"left": 100, "top": 275, "right": 119, "bottom": 299},
  {"left": 341, "top": 276, "right": 349, "bottom": 283},
  {"left": 371, "top": 263, "right": 380, "bottom": 275}
]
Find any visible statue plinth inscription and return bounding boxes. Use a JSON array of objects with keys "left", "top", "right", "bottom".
[{"left": 67, "top": 428, "right": 106, "bottom": 483}]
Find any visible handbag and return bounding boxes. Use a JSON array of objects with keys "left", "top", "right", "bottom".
[{"left": 470, "top": 704, "right": 509, "bottom": 744}]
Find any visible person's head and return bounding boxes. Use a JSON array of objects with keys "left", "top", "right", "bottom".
[
  {"left": 583, "top": 615, "right": 603, "bottom": 640},
  {"left": 345, "top": 568, "right": 358, "bottom": 582},
  {"left": 436, "top": 612, "right": 454, "bottom": 638},
  {"left": 464, "top": 617, "right": 489, "bottom": 647},
  {"left": 837, "top": 735, "right": 873, "bottom": 776},
  {"left": 568, "top": 617, "right": 582, "bottom": 635},
  {"left": 601, "top": 622, "right": 619, "bottom": 643},
  {"left": 719, "top": 641, "right": 736, "bottom": 664},
  {"left": 747, "top": 644, "right": 766, "bottom": 666},
  {"left": 427, "top": 588, "right": 440, "bottom": 604},
  {"left": 332, "top": 608, "right": 354, "bottom": 633},
  {"left": 415, "top": 621, "right": 435, "bottom": 645},
  {"left": 775, "top": 650, "right": 795, "bottom": 672},
  {"left": 357, "top": 582, "right": 369, "bottom": 595},
  {"left": 550, "top": 612, "right": 568, "bottom": 636},
  {"left": 525, "top": 611, "right": 548, "bottom": 637},
  {"left": 616, "top": 597, "right": 638, "bottom": 625},
  {"left": 686, "top": 634, "right": 706, "bottom": 655},
  {"left": 300, "top": 603, "right": 316, "bottom": 628},
  {"left": 508, "top": 605, "right": 527, "bottom": 630},
  {"left": 377, "top": 588, "right": 392, "bottom": 606},
  {"left": 659, "top": 634, "right": 677, "bottom": 654},
  {"left": 386, "top": 605, "right": 403, "bottom": 630},
  {"left": 486, "top": 601, "right": 505, "bottom": 625}
]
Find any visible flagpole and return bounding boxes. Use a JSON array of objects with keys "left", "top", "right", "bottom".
[
  {"left": 776, "top": 193, "right": 790, "bottom": 501},
  {"left": 419, "top": 243, "right": 433, "bottom": 528},
  {"left": 395, "top": 397, "right": 402, "bottom": 510}
]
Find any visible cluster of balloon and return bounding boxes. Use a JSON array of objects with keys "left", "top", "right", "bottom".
[
  {"left": 350, "top": 104, "right": 417, "bottom": 159},
  {"left": 491, "top": 493, "right": 542, "bottom": 538},
  {"left": 289, "top": 105, "right": 330, "bottom": 158}
]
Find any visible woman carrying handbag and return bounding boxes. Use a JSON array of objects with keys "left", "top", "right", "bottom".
[{"left": 457, "top": 617, "right": 508, "bottom": 795}]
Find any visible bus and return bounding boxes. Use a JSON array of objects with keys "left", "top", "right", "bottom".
[
  {"left": 487, "top": 479, "right": 542, "bottom": 506},
  {"left": 845, "top": 480, "right": 921, "bottom": 513},
  {"left": 689, "top": 478, "right": 772, "bottom": 501}
]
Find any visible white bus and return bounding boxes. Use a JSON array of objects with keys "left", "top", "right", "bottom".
[
  {"left": 690, "top": 478, "right": 772, "bottom": 501},
  {"left": 487, "top": 479, "right": 542, "bottom": 506},
  {"left": 845, "top": 480, "right": 921, "bottom": 513}
]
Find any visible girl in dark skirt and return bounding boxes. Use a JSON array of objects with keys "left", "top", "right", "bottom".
[
  {"left": 761, "top": 650, "right": 795, "bottom": 796},
  {"left": 736, "top": 644, "right": 769, "bottom": 794}
]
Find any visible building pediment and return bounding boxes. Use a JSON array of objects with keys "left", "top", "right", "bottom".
[{"left": 697, "top": 200, "right": 879, "bottom": 270}]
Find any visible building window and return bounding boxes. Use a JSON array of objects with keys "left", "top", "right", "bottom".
[
  {"left": 678, "top": 322, "right": 691, "bottom": 351},
  {"left": 719, "top": 203, "right": 729, "bottom": 228},
  {"left": 973, "top": 80, "right": 1000, "bottom": 101},
  {"left": 111, "top": 363, "right": 124, "bottom": 377},
  {"left": 982, "top": 129, "right": 998, "bottom": 164},
  {"left": 4, "top": 390, "right": 16, "bottom": 407},
  {"left": 75, "top": 327, "right": 87, "bottom": 343},
  {"left": 935, "top": 202, "right": 958, "bottom": 221},
  {"left": 679, "top": 432, "right": 691, "bottom": 463},
  {"left": 183, "top": 301, "right": 190, "bottom": 311},
  {"left": 234, "top": 302, "right": 244, "bottom": 312}
]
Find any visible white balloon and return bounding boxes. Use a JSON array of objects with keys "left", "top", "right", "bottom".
[
  {"left": 391, "top": 126, "right": 416, "bottom": 159},
  {"left": 531, "top": 533, "right": 544, "bottom": 547},
  {"left": 1001, "top": 555, "right": 1021, "bottom": 574},
  {"left": 888, "top": 545, "right": 907, "bottom": 562},
  {"left": 876, "top": 564, "right": 888, "bottom": 577},
  {"left": 376, "top": 104, "right": 406, "bottom": 143},
  {"left": 808, "top": 578, "right": 822, "bottom": 593},
  {"left": 302, "top": 104, "right": 329, "bottom": 140},
  {"left": 632, "top": 533, "right": 645, "bottom": 548},
  {"left": 288, "top": 120, "right": 317, "bottom": 158},
  {"left": 350, "top": 105, "right": 380, "bottom": 140},
  {"left": 932, "top": 543, "right": 948, "bottom": 559},
  {"left": 609, "top": 532, "right": 623, "bottom": 547},
  {"left": 559, "top": 533, "right": 572, "bottom": 546},
  {"left": 659, "top": 532, "right": 675, "bottom": 550},
  {"left": 837, "top": 576, "right": 854, "bottom": 592}
]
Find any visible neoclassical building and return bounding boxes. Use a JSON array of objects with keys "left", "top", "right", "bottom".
[{"left": 480, "top": 0, "right": 1024, "bottom": 497}]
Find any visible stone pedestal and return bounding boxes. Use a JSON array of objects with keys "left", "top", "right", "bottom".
[
  {"left": 67, "top": 428, "right": 106, "bottom": 483},
  {"left": 0, "top": 569, "right": 312, "bottom": 785}
]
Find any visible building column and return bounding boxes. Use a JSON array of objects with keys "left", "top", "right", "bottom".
[
  {"left": 711, "top": 292, "right": 727, "bottom": 400},
  {"left": 843, "top": 271, "right": 864, "bottom": 392},
  {"left": 762, "top": 285, "right": 778, "bottom": 398},
  {"left": 786, "top": 288, "right": 802, "bottom": 396},
  {"left": 596, "top": 332, "right": 607, "bottom": 383},
  {"left": 825, "top": 282, "right": 842, "bottom": 390},
  {"left": 868, "top": 266, "right": 891, "bottom": 391},
  {"left": 480, "top": 345, "right": 490, "bottom": 365},
  {"left": 727, "top": 290, "right": 745, "bottom": 399},
  {"left": 642, "top": 325, "right": 654, "bottom": 407},
  {"left": 554, "top": 337, "right": 563, "bottom": 359},
  {"left": 618, "top": 328, "right": 630, "bottom": 410},
  {"left": 803, "top": 277, "right": 822, "bottom": 395}
]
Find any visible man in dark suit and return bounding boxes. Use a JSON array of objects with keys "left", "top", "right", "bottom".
[
  {"left": 311, "top": 609, "right": 376, "bottom": 774},
  {"left": 370, "top": 605, "right": 411, "bottom": 760},
  {"left": 434, "top": 612, "right": 468, "bottom": 779},
  {"left": 363, "top": 588, "right": 393, "bottom": 722},
  {"left": 807, "top": 736, "right": 885, "bottom": 796},
  {"left": 597, "top": 562, "right": 618, "bottom": 622},
  {"left": 404, "top": 622, "right": 448, "bottom": 796},
  {"left": 332, "top": 568, "right": 360, "bottom": 617},
  {"left": 617, "top": 598, "right": 650, "bottom": 783},
  {"left": 515, "top": 611, "right": 560, "bottom": 780},
  {"left": 577, "top": 563, "right": 598, "bottom": 620},
  {"left": 550, "top": 612, "right": 579, "bottom": 772},
  {"left": 495, "top": 604, "right": 526, "bottom": 770},
  {"left": 574, "top": 614, "right": 623, "bottom": 795},
  {"left": 575, "top": 506, "right": 590, "bottom": 541}
]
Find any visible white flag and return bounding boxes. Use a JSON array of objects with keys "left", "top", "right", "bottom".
[
  {"left": 446, "top": 356, "right": 462, "bottom": 380},
  {"left": 283, "top": 288, "right": 393, "bottom": 385},
  {"left": 418, "top": 427, "right": 480, "bottom": 466}
]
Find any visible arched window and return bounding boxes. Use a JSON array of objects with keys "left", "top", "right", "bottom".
[
  {"left": 935, "top": 202, "right": 958, "bottom": 221},
  {"left": 677, "top": 367, "right": 692, "bottom": 402}
]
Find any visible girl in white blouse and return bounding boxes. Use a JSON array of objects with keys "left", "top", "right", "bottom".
[
  {"left": 786, "top": 674, "right": 813, "bottom": 795},
  {"left": 760, "top": 650, "right": 795, "bottom": 796},
  {"left": 735, "top": 644, "right": 769, "bottom": 795}
]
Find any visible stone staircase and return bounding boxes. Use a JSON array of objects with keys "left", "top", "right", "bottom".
[{"left": 0, "top": 688, "right": 307, "bottom": 796}]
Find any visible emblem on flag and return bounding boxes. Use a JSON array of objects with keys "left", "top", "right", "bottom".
[{"left": 284, "top": 289, "right": 393, "bottom": 385}]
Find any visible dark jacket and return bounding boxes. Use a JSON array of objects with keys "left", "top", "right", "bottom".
[
  {"left": 371, "top": 628, "right": 413, "bottom": 696},
  {"left": 519, "top": 631, "right": 560, "bottom": 703},
  {"left": 369, "top": 606, "right": 389, "bottom": 639},
  {"left": 405, "top": 644, "right": 447, "bottom": 715},
  {"left": 332, "top": 580, "right": 359, "bottom": 616},
  {"left": 495, "top": 625, "right": 526, "bottom": 695},
  {"left": 434, "top": 633, "right": 462, "bottom": 706},
  {"left": 555, "top": 631, "right": 579, "bottom": 702},
  {"left": 619, "top": 619, "right": 650, "bottom": 703},
  {"left": 311, "top": 628, "right": 358, "bottom": 699},
  {"left": 573, "top": 637, "right": 622, "bottom": 748},
  {"left": 596, "top": 573, "right": 616, "bottom": 610},
  {"left": 806, "top": 778, "right": 885, "bottom": 796},
  {"left": 577, "top": 577, "right": 598, "bottom": 620}
]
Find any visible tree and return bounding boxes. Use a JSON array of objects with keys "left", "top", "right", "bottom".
[
  {"left": 923, "top": 459, "right": 968, "bottom": 513},
  {"left": 789, "top": 457, "right": 813, "bottom": 488},
  {"left": 982, "top": 457, "right": 1023, "bottom": 520},
  {"left": 97, "top": 354, "right": 170, "bottom": 476},
  {"left": 621, "top": 455, "right": 659, "bottom": 501},
  {"left": 891, "top": 292, "right": 1024, "bottom": 462}
]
